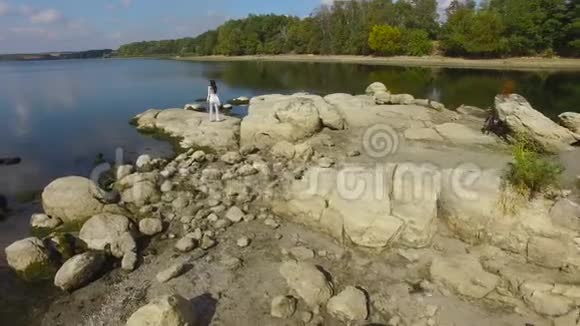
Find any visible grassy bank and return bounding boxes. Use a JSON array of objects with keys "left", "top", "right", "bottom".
[{"left": 176, "top": 55, "right": 580, "bottom": 71}]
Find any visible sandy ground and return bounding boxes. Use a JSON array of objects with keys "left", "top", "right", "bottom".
[
  {"left": 176, "top": 55, "right": 580, "bottom": 71},
  {"left": 37, "top": 218, "right": 549, "bottom": 326}
]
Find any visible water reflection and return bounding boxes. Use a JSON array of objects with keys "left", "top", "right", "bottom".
[{"left": 205, "top": 61, "right": 580, "bottom": 117}]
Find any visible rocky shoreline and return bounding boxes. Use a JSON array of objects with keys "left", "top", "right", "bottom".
[{"left": 4, "top": 82, "right": 580, "bottom": 326}]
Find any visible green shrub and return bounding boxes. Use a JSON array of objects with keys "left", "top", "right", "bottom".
[
  {"left": 402, "top": 29, "right": 432, "bottom": 56},
  {"left": 368, "top": 24, "right": 403, "bottom": 56},
  {"left": 504, "top": 134, "right": 564, "bottom": 198}
]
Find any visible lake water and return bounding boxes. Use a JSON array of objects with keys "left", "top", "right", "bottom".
[{"left": 0, "top": 58, "right": 579, "bottom": 324}]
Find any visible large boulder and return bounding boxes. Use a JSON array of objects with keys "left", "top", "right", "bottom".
[
  {"left": 494, "top": 94, "right": 578, "bottom": 152},
  {"left": 241, "top": 95, "right": 321, "bottom": 149},
  {"left": 117, "top": 172, "right": 161, "bottom": 208},
  {"left": 241, "top": 94, "right": 345, "bottom": 149},
  {"left": 279, "top": 261, "right": 334, "bottom": 308},
  {"left": 558, "top": 112, "right": 580, "bottom": 134},
  {"left": 126, "top": 295, "right": 196, "bottom": 326},
  {"left": 42, "top": 176, "right": 105, "bottom": 226},
  {"left": 365, "top": 82, "right": 388, "bottom": 96},
  {"left": 133, "top": 109, "right": 240, "bottom": 150},
  {"left": 4, "top": 237, "right": 54, "bottom": 281},
  {"left": 79, "top": 214, "right": 136, "bottom": 258},
  {"left": 54, "top": 251, "right": 106, "bottom": 291}
]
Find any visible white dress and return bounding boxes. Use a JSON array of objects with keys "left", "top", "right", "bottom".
[{"left": 207, "top": 86, "right": 221, "bottom": 107}]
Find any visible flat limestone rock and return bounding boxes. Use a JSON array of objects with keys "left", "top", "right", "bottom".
[
  {"left": 434, "top": 123, "right": 497, "bottom": 145},
  {"left": 430, "top": 254, "right": 499, "bottom": 299},
  {"left": 134, "top": 109, "right": 240, "bottom": 150}
]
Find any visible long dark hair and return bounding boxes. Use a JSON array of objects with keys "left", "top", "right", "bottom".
[{"left": 210, "top": 80, "right": 218, "bottom": 95}]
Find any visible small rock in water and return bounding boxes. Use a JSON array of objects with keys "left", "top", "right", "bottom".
[
  {"left": 200, "top": 234, "right": 217, "bottom": 250},
  {"left": 122, "top": 252, "right": 138, "bottom": 272},
  {"left": 225, "top": 206, "right": 245, "bottom": 223},
  {"left": 270, "top": 295, "right": 297, "bottom": 319},
  {"left": 326, "top": 286, "right": 369, "bottom": 322},
  {"left": 175, "top": 237, "right": 197, "bottom": 252},
  {"left": 135, "top": 154, "right": 152, "bottom": 170},
  {"left": 290, "top": 246, "right": 315, "bottom": 260},
  {"left": 139, "top": 218, "right": 163, "bottom": 236},
  {"left": 156, "top": 261, "right": 189, "bottom": 283},
  {"left": 237, "top": 236, "right": 251, "bottom": 248},
  {"left": 318, "top": 157, "right": 335, "bottom": 168},
  {"left": 30, "top": 213, "right": 62, "bottom": 230}
]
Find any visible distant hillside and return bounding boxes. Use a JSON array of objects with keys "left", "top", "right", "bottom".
[{"left": 0, "top": 49, "right": 114, "bottom": 61}]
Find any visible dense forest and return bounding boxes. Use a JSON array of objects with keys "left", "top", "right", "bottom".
[{"left": 117, "top": 0, "right": 579, "bottom": 58}]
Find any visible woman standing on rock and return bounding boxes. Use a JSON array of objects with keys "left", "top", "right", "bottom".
[{"left": 207, "top": 80, "right": 222, "bottom": 122}]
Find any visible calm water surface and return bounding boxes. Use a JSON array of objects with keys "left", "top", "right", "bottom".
[{"left": 0, "top": 58, "right": 579, "bottom": 324}]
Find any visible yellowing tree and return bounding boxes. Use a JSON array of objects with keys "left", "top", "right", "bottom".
[{"left": 368, "top": 25, "right": 403, "bottom": 56}]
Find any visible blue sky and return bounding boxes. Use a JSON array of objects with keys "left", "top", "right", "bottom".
[{"left": 0, "top": 0, "right": 452, "bottom": 53}]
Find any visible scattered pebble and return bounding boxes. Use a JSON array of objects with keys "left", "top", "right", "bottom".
[
  {"left": 243, "top": 214, "right": 256, "bottom": 222},
  {"left": 121, "top": 252, "right": 138, "bottom": 272},
  {"left": 270, "top": 295, "right": 297, "bottom": 319},
  {"left": 264, "top": 218, "right": 280, "bottom": 229},
  {"left": 347, "top": 149, "right": 361, "bottom": 157},
  {"left": 225, "top": 206, "right": 245, "bottom": 223},
  {"left": 318, "top": 157, "right": 335, "bottom": 168},
  {"left": 200, "top": 235, "right": 217, "bottom": 250},
  {"left": 214, "top": 219, "right": 231, "bottom": 229},
  {"left": 221, "top": 255, "right": 242, "bottom": 270},
  {"left": 156, "top": 261, "right": 188, "bottom": 283},
  {"left": 301, "top": 311, "right": 313, "bottom": 323},
  {"left": 237, "top": 236, "right": 251, "bottom": 248},
  {"left": 175, "top": 237, "right": 197, "bottom": 252}
]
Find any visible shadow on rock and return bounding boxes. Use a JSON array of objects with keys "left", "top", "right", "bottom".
[{"left": 190, "top": 293, "right": 218, "bottom": 326}]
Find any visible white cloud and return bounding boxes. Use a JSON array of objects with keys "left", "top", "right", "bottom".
[{"left": 29, "top": 8, "right": 64, "bottom": 24}]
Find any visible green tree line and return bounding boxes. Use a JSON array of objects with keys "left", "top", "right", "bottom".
[{"left": 117, "top": 0, "right": 579, "bottom": 58}]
